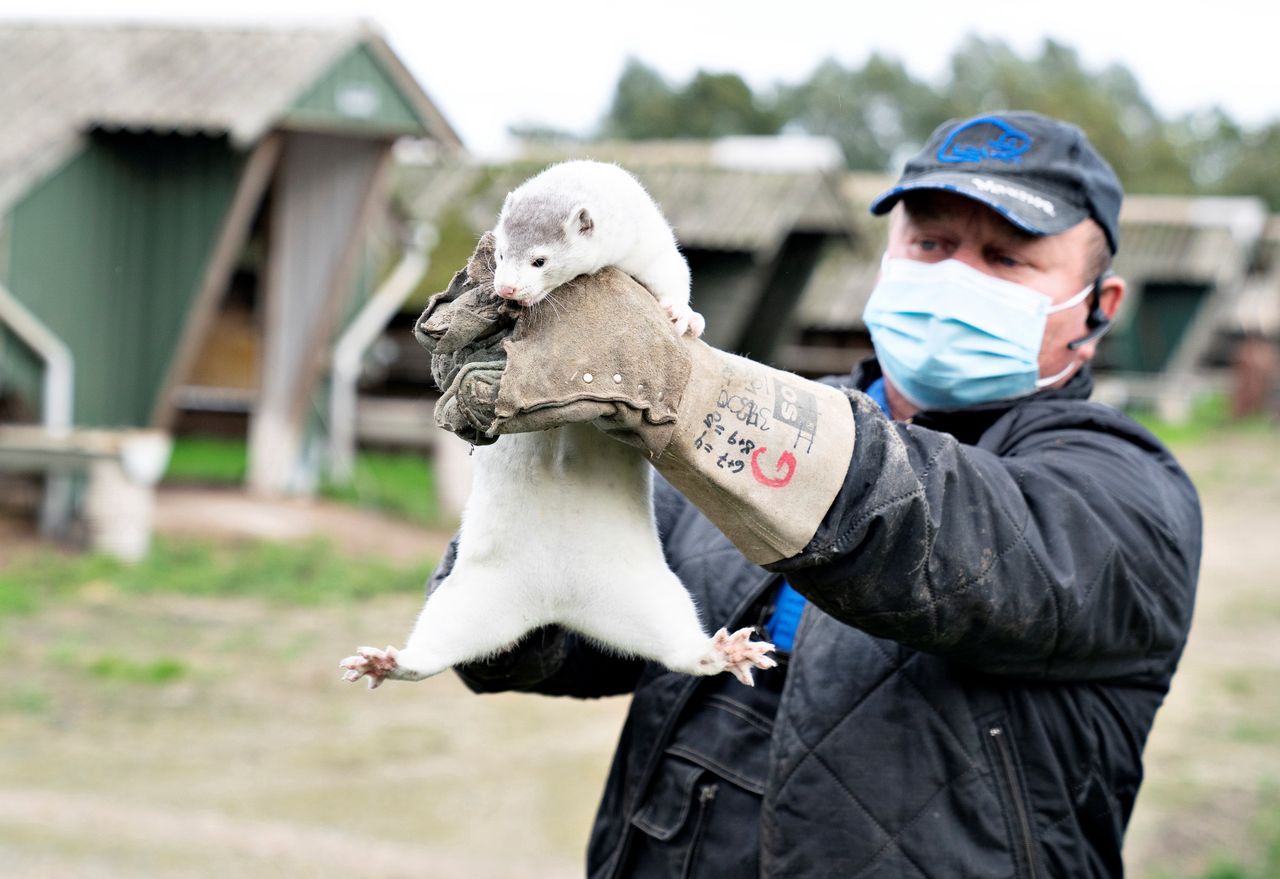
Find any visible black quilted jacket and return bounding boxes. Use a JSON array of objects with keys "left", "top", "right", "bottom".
[{"left": 450, "top": 361, "right": 1202, "bottom": 878}]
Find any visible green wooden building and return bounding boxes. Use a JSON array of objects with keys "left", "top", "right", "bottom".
[{"left": 0, "top": 21, "right": 461, "bottom": 495}]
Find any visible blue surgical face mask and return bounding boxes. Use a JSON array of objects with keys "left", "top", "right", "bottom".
[{"left": 863, "top": 256, "right": 1093, "bottom": 411}]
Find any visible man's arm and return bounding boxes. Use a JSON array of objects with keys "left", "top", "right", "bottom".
[
  {"left": 772, "top": 391, "right": 1202, "bottom": 681},
  {"left": 421, "top": 246, "right": 1199, "bottom": 684}
]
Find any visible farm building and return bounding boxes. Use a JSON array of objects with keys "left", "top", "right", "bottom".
[
  {"left": 378, "top": 137, "right": 861, "bottom": 412},
  {"left": 785, "top": 176, "right": 1277, "bottom": 416},
  {"left": 0, "top": 22, "right": 461, "bottom": 521}
]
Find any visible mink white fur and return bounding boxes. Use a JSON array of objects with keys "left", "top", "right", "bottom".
[{"left": 341, "top": 161, "right": 772, "bottom": 690}]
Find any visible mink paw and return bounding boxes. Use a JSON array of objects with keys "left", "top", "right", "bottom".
[
  {"left": 662, "top": 301, "right": 706, "bottom": 339},
  {"left": 703, "top": 627, "right": 777, "bottom": 686},
  {"left": 339, "top": 645, "right": 401, "bottom": 690}
]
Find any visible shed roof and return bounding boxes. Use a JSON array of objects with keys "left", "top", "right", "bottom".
[
  {"left": 398, "top": 141, "right": 856, "bottom": 255},
  {"left": 0, "top": 21, "right": 462, "bottom": 212},
  {"left": 796, "top": 184, "right": 1275, "bottom": 332}
]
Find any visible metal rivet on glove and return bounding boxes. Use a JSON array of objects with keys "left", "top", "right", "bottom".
[
  {"left": 583, "top": 373, "right": 594, "bottom": 383},
  {"left": 613, "top": 374, "right": 623, "bottom": 383}
]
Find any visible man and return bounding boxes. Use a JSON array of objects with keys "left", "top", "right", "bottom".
[{"left": 427, "top": 111, "right": 1202, "bottom": 877}]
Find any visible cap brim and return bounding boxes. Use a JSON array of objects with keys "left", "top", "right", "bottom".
[{"left": 868, "top": 173, "right": 1088, "bottom": 237}]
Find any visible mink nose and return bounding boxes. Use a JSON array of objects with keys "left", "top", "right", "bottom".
[{"left": 496, "top": 285, "right": 519, "bottom": 300}]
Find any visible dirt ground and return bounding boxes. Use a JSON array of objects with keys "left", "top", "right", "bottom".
[
  {"left": 1122, "top": 434, "right": 1280, "bottom": 877},
  {"left": 1, "top": 431, "right": 1278, "bottom": 877}
]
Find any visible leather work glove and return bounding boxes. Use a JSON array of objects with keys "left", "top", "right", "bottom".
[{"left": 416, "top": 234, "right": 856, "bottom": 565}]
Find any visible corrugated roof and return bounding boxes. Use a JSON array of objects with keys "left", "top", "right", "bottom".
[
  {"left": 791, "top": 173, "right": 891, "bottom": 329},
  {"left": 397, "top": 150, "right": 856, "bottom": 254},
  {"left": 796, "top": 184, "right": 1277, "bottom": 332},
  {"left": 0, "top": 21, "right": 461, "bottom": 212}
]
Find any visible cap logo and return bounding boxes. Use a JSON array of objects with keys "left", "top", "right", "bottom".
[
  {"left": 938, "top": 116, "right": 1032, "bottom": 165},
  {"left": 969, "top": 177, "right": 1056, "bottom": 217}
]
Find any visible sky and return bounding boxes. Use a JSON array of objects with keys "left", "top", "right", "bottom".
[{"left": 1, "top": 0, "right": 1276, "bottom": 156}]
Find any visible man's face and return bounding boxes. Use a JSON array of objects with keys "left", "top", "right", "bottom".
[{"left": 880, "top": 191, "right": 1123, "bottom": 414}]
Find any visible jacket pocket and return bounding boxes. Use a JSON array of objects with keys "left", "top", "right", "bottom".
[
  {"left": 629, "top": 756, "right": 720, "bottom": 878},
  {"left": 632, "top": 757, "right": 709, "bottom": 842},
  {"left": 983, "top": 719, "right": 1042, "bottom": 879},
  {"left": 626, "top": 679, "right": 775, "bottom": 877}
]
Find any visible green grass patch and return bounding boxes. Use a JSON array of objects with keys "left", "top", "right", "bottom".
[
  {"left": 1230, "top": 718, "right": 1280, "bottom": 745},
  {"left": 1129, "top": 393, "right": 1276, "bottom": 449},
  {"left": 163, "top": 436, "right": 249, "bottom": 484},
  {"left": 1188, "top": 790, "right": 1280, "bottom": 879},
  {"left": 319, "top": 448, "right": 441, "bottom": 527},
  {"left": 1221, "top": 670, "right": 1258, "bottom": 697},
  {"left": 0, "top": 686, "right": 50, "bottom": 715},
  {"left": 87, "top": 654, "right": 188, "bottom": 684},
  {"left": 0, "top": 537, "right": 435, "bottom": 616},
  {"left": 165, "top": 437, "right": 443, "bottom": 526}
]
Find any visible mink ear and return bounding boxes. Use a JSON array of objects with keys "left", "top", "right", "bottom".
[{"left": 569, "top": 206, "right": 593, "bottom": 237}]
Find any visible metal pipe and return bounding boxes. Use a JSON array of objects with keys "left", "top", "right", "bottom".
[
  {"left": 0, "top": 280, "right": 76, "bottom": 534},
  {"left": 328, "top": 224, "right": 434, "bottom": 481},
  {"left": 0, "top": 281, "right": 73, "bottom": 432}
]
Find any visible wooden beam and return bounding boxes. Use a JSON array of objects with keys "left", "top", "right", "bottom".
[
  {"left": 149, "top": 134, "right": 282, "bottom": 430},
  {"left": 247, "top": 134, "right": 394, "bottom": 495},
  {"left": 286, "top": 141, "right": 395, "bottom": 432}
]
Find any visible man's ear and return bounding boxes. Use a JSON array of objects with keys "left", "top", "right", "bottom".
[
  {"left": 567, "top": 206, "right": 593, "bottom": 237},
  {"left": 1074, "top": 275, "right": 1126, "bottom": 360},
  {"left": 1099, "top": 275, "right": 1125, "bottom": 320}
]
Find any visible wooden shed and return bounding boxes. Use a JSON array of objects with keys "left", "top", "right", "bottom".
[
  {"left": 0, "top": 22, "right": 461, "bottom": 496},
  {"left": 790, "top": 179, "right": 1273, "bottom": 415},
  {"left": 391, "top": 137, "right": 859, "bottom": 386}
]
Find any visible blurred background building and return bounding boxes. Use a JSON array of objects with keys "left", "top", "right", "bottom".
[
  {"left": 2, "top": 19, "right": 1279, "bottom": 557},
  {"left": 0, "top": 22, "right": 461, "bottom": 555}
]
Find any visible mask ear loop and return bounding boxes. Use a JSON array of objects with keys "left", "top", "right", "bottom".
[{"left": 1066, "top": 273, "right": 1114, "bottom": 351}]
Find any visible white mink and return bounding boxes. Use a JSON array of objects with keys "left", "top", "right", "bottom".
[
  {"left": 341, "top": 424, "right": 774, "bottom": 688},
  {"left": 340, "top": 164, "right": 772, "bottom": 690},
  {"left": 490, "top": 160, "right": 705, "bottom": 338}
]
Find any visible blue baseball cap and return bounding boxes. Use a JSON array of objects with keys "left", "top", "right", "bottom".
[{"left": 870, "top": 111, "right": 1123, "bottom": 254}]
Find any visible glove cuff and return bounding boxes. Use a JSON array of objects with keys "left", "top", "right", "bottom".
[{"left": 652, "top": 341, "right": 856, "bottom": 565}]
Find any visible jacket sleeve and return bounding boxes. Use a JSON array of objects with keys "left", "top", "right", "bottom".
[
  {"left": 427, "top": 537, "right": 644, "bottom": 697},
  {"left": 769, "top": 391, "right": 1202, "bottom": 681}
]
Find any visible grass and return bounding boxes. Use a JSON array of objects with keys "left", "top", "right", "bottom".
[
  {"left": 1130, "top": 393, "right": 1276, "bottom": 449},
  {"left": 318, "top": 448, "right": 441, "bottom": 527},
  {"left": 86, "top": 654, "right": 188, "bottom": 684},
  {"left": 1187, "top": 793, "right": 1280, "bottom": 879},
  {"left": 164, "top": 436, "right": 443, "bottom": 527},
  {"left": 0, "top": 537, "right": 435, "bottom": 618},
  {"left": 163, "top": 436, "right": 248, "bottom": 484}
]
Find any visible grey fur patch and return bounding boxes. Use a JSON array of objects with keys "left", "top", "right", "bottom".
[{"left": 499, "top": 193, "right": 571, "bottom": 256}]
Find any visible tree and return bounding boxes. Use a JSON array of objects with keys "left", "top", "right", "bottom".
[
  {"left": 776, "top": 55, "right": 948, "bottom": 170},
  {"left": 585, "top": 40, "right": 1280, "bottom": 208},
  {"left": 1213, "top": 121, "right": 1280, "bottom": 209},
  {"left": 600, "top": 58, "right": 682, "bottom": 139},
  {"left": 941, "top": 36, "right": 1194, "bottom": 194},
  {"left": 677, "top": 70, "right": 783, "bottom": 138},
  {"left": 600, "top": 58, "right": 782, "bottom": 140}
]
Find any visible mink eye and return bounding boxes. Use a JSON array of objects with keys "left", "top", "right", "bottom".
[{"left": 532, "top": 257, "right": 546, "bottom": 268}]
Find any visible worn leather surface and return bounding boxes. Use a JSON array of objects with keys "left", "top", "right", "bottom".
[
  {"left": 415, "top": 233, "right": 690, "bottom": 456},
  {"left": 417, "top": 233, "right": 857, "bottom": 563}
]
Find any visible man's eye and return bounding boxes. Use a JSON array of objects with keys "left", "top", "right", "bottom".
[
  {"left": 917, "top": 239, "right": 938, "bottom": 252},
  {"left": 532, "top": 258, "right": 546, "bottom": 268}
]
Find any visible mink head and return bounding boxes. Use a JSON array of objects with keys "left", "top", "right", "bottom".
[{"left": 492, "top": 191, "right": 597, "bottom": 306}]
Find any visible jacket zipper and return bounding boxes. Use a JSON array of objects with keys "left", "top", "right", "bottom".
[
  {"left": 680, "top": 783, "right": 719, "bottom": 879},
  {"left": 989, "top": 725, "right": 1039, "bottom": 879}
]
